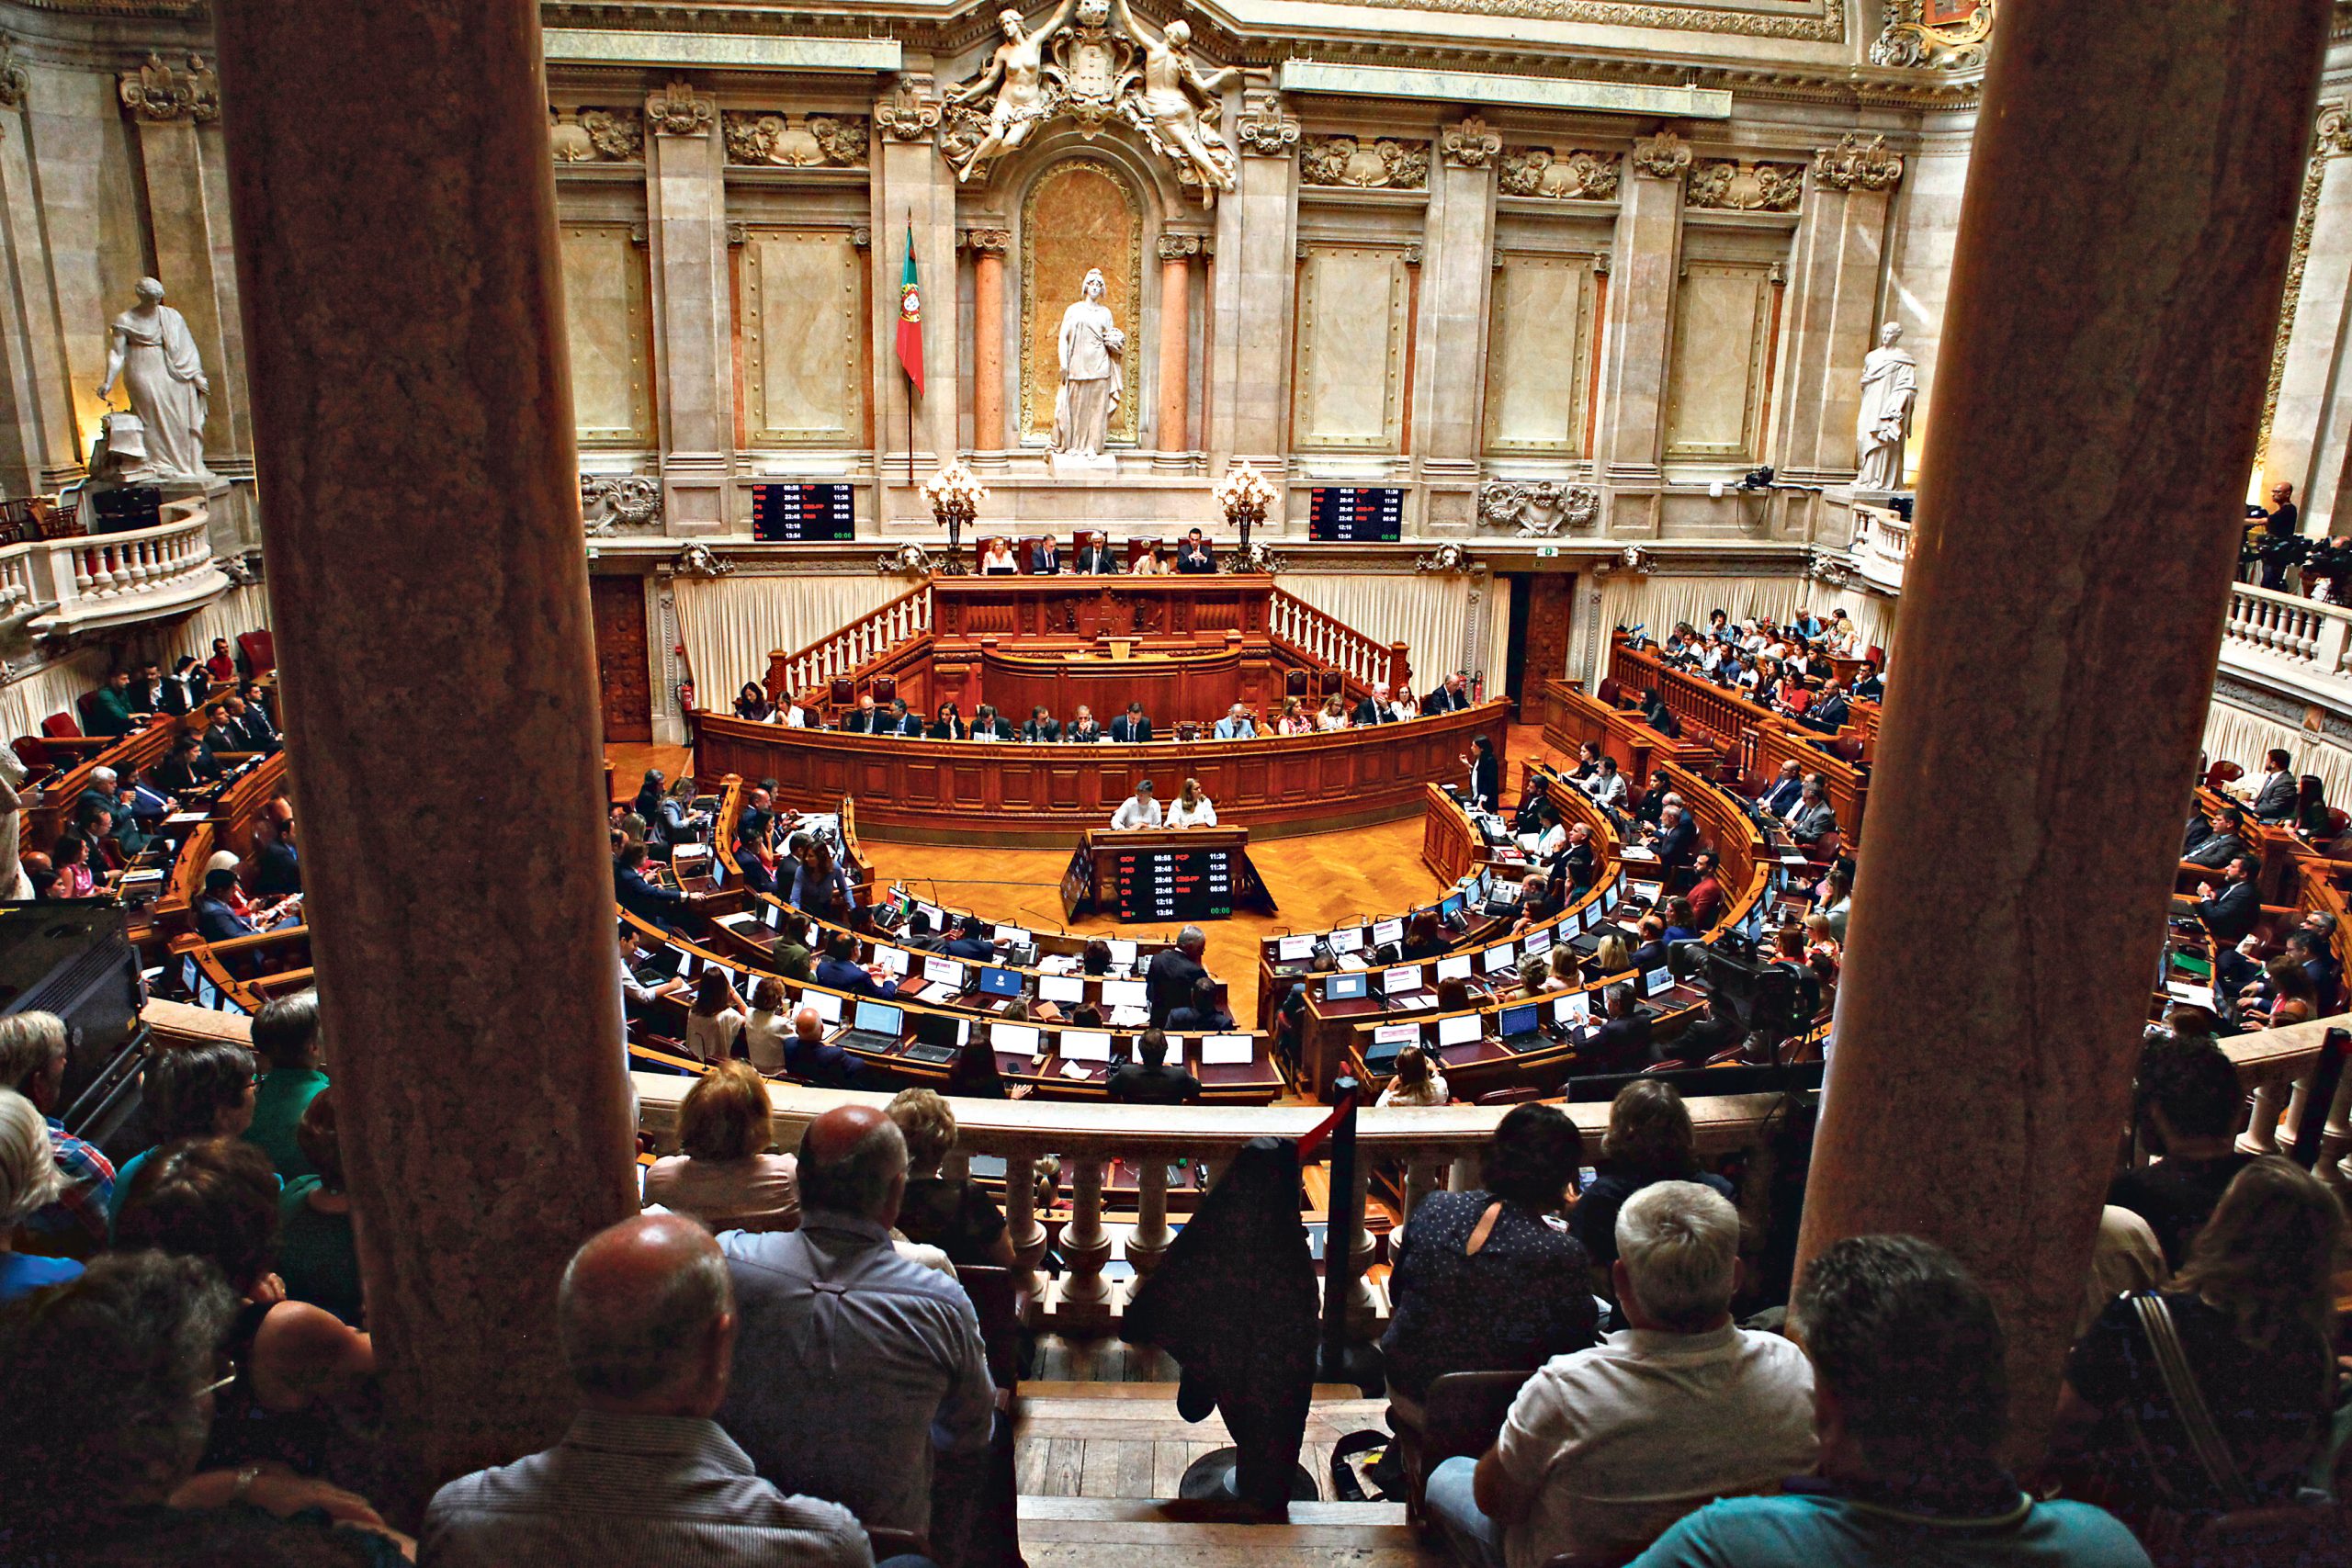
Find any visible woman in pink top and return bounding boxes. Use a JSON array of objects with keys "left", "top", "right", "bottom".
[{"left": 641, "top": 1060, "right": 800, "bottom": 1233}]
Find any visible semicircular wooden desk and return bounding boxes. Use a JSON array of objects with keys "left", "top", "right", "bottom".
[{"left": 694, "top": 699, "right": 1512, "bottom": 848}]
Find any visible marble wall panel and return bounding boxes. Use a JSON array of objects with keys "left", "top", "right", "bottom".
[
  {"left": 560, "top": 222, "right": 654, "bottom": 446},
  {"left": 741, "top": 230, "right": 862, "bottom": 445},
  {"left": 1663, "top": 259, "right": 1770, "bottom": 460},
  {"left": 1293, "top": 245, "right": 1407, "bottom": 450},
  {"left": 1485, "top": 254, "right": 1594, "bottom": 455},
  {"left": 1019, "top": 158, "right": 1140, "bottom": 446}
]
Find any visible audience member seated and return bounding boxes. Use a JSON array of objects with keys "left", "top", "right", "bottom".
[
  {"left": 770, "top": 910, "right": 815, "bottom": 983},
  {"left": 2054, "top": 1156, "right": 2346, "bottom": 1520},
  {"left": 107, "top": 1041, "right": 259, "bottom": 1233},
  {"left": 424, "top": 1213, "right": 875, "bottom": 1566},
  {"left": 0, "top": 1251, "right": 410, "bottom": 1564},
  {"left": 1583, "top": 757, "right": 1629, "bottom": 812},
  {"left": 2106, "top": 1037, "right": 2254, "bottom": 1271},
  {"left": 1428, "top": 1181, "right": 1816, "bottom": 1567},
  {"left": 1571, "top": 1080, "right": 1737, "bottom": 1276},
  {"left": 2189, "top": 853, "right": 2260, "bottom": 945},
  {"left": 684, "top": 969, "right": 749, "bottom": 1064},
  {"left": 115, "top": 1136, "right": 379, "bottom": 1479},
  {"left": 0, "top": 1011, "right": 113, "bottom": 1246},
  {"left": 1627, "top": 1235, "right": 2149, "bottom": 1568},
  {"left": 887, "top": 1089, "right": 1016, "bottom": 1268},
  {"left": 1570, "top": 984, "right": 1653, "bottom": 1078},
  {"left": 50, "top": 831, "right": 96, "bottom": 897},
  {"left": 814, "top": 931, "right": 898, "bottom": 1000},
  {"left": 1382, "top": 1103, "right": 1599, "bottom": 1416},
  {"left": 0, "top": 1089, "right": 81, "bottom": 1302},
  {"left": 718, "top": 1105, "right": 994, "bottom": 1539},
  {"left": 1377, "top": 1043, "right": 1449, "bottom": 1107},
  {"left": 784, "top": 1005, "right": 865, "bottom": 1090},
  {"left": 1761, "top": 758, "right": 1804, "bottom": 818},
  {"left": 1107, "top": 1028, "right": 1204, "bottom": 1104},
  {"left": 243, "top": 992, "right": 328, "bottom": 1183},
  {"left": 277, "top": 1092, "right": 363, "bottom": 1328},
  {"left": 644, "top": 1060, "right": 801, "bottom": 1234},
  {"left": 616, "top": 842, "right": 693, "bottom": 934},
  {"left": 2184, "top": 805, "right": 2250, "bottom": 870},
  {"left": 1067, "top": 705, "right": 1103, "bottom": 742}
]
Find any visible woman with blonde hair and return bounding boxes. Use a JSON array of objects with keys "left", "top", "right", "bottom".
[
  {"left": 642, "top": 1059, "right": 799, "bottom": 1232},
  {"left": 1276, "top": 696, "right": 1313, "bottom": 737},
  {"left": 1376, "top": 1044, "right": 1448, "bottom": 1108},
  {"left": 885, "top": 1088, "right": 1016, "bottom": 1268},
  {"left": 1316, "top": 694, "right": 1350, "bottom": 732},
  {"left": 1167, "top": 777, "right": 1217, "bottom": 829},
  {"left": 1590, "top": 931, "right": 1633, "bottom": 979}
]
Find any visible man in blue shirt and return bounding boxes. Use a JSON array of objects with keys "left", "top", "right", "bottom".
[
  {"left": 1213, "top": 703, "right": 1258, "bottom": 739},
  {"left": 1626, "top": 1235, "right": 2150, "bottom": 1568},
  {"left": 942, "top": 916, "right": 997, "bottom": 963}
]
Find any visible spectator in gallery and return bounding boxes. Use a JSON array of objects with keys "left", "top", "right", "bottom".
[
  {"left": 979, "top": 536, "right": 1019, "bottom": 574},
  {"left": 645, "top": 1060, "right": 802, "bottom": 1234},
  {"left": 929, "top": 699, "right": 970, "bottom": 740},
  {"left": 1176, "top": 528, "right": 1217, "bottom": 573},
  {"left": 1570, "top": 1080, "right": 1736, "bottom": 1277},
  {"left": 1130, "top": 540, "right": 1168, "bottom": 575},
  {"left": 0, "top": 1089, "right": 81, "bottom": 1303},
  {"left": 888, "top": 1089, "right": 1016, "bottom": 1268},
  {"left": 277, "top": 1091, "right": 365, "bottom": 1328},
  {"left": 205, "top": 637, "right": 238, "bottom": 682}
]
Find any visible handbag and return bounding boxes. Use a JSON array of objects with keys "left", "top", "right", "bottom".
[{"left": 2128, "top": 1292, "right": 2254, "bottom": 1510}]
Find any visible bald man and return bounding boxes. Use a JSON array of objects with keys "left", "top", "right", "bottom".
[
  {"left": 719, "top": 1106, "right": 994, "bottom": 1539},
  {"left": 783, "top": 1005, "right": 865, "bottom": 1091},
  {"left": 424, "top": 1214, "right": 871, "bottom": 1565}
]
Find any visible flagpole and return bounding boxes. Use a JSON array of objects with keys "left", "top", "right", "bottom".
[{"left": 907, "top": 211, "right": 916, "bottom": 491}]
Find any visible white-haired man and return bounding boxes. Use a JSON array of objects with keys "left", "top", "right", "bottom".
[{"left": 1425, "top": 1180, "right": 1815, "bottom": 1567}]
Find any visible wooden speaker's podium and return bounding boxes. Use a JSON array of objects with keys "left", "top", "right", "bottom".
[{"left": 1059, "top": 826, "right": 1277, "bottom": 923}]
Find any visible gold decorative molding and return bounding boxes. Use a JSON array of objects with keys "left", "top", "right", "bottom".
[
  {"left": 1810, "top": 131, "right": 1903, "bottom": 193},
  {"left": 1157, "top": 232, "right": 1206, "bottom": 262},
  {"left": 119, "top": 51, "right": 215, "bottom": 122},
  {"left": 1329, "top": 0, "right": 1840, "bottom": 42},
  {"left": 723, "top": 112, "right": 869, "bottom": 167},
  {"left": 2258, "top": 102, "right": 2349, "bottom": 467},
  {"left": 1300, "top": 135, "right": 1430, "bottom": 190},
  {"left": 1687, "top": 158, "right": 1804, "bottom": 211},
  {"left": 1498, "top": 146, "right": 1620, "bottom": 199},
  {"left": 1871, "top": 0, "right": 1993, "bottom": 70},
  {"left": 1630, "top": 130, "right": 1690, "bottom": 180},
  {"left": 1440, "top": 115, "right": 1501, "bottom": 170},
  {"left": 643, "top": 78, "right": 714, "bottom": 138},
  {"left": 1018, "top": 156, "right": 1141, "bottom": 446},
  {"left": 549, "top": 107, "right": 643, "bottom": 164},
  {"left": 873, "top": 77, "right": 942, "bottom": 142}
]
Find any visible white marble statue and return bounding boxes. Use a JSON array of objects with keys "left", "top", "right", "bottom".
[
  {"left": 1855, "top": 321, "right": 1917, "bottom": 492},
  {"left": 950, "top": 0, "right": 1080, "bottom": 182},
  {"left": 1109, "top": 0, "right": 1241, "bottom": 194},
  {"left": 0, "top": 730, "right": 27, "bottom": 902},
  {"left": 97, "top": 276, "right": 213, "bottom": 484},
  {"left": 1052, "top": 268, "right": 1125, "bottom": 461}
]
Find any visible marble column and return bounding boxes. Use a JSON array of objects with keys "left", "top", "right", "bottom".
[
  {"left": 1417, "top": 117, "right": 1501, "bottom": 528},
  {"left": 643, "top": 79, "right": 733, "bottom": 536},
  {"left": 1771, "top": 133, "right": 1903, "bottom": 490},
  {"left": 1794, "top": 0, "right": 2330, "bottom": 1459},
  {"left": 1211, "top": 90, "right": 1298, "bottom": 470},
  {"left": 210, "top": 0, "right": 639, "bottom": 1501},
  {"left": 968, "top": 227, "right": 1008, "bottom": 464},
  {"left": 1592, "top": 133, "right": 1688, "bottom": 525},
  {"left": 2271, "top": 104, "right": 2352, "bottom": 529},
  {"left": 0, "top": 58, "right": 80, "bottom": 493},
  {"left": 873, "top": 80, "right": 959, "bottom": 515},
  {"left": 1155, "top": 233, "right": 1197, "bottom": 467}
]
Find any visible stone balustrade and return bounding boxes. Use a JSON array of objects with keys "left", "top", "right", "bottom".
[
  {"left": 1849, "top": 503, "right": 1913, "bottom": 593},
  {"left": 2220, "top": 580, "right": 2352, "bottom": 705},
  {"left": 0, "top": 497, "right": 228, "bottom": 637}
]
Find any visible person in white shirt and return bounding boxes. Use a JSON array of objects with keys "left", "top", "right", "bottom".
[
  {"left": 780, "top": 704, "right": 808, "bottom": 728},
  {"left": 1166, "top": 777, "right": 1217, "bottom": 829},
  {"left": 1213, "top": 703, "right": 1258, "bottom": 740},
  {"left": 684, "top": 969, "right": 749, "bottom": 1065},
  {"left": 741, "top": 976, "right": 791, "bottom": 1073},
  {"left": 1426, "top": 1180, "right": 1816, "bottom": 1567},
  {"left": 1533, "top": 815, "right": 1568, "bottom": 861},
  {"left": 1389, "top": 689, "right": 1421, "bottom": 722},
  {"left": 1582, "top": 758, "right": 1629, "bottom": 812},
  {"left": 1112, "top": 780, "right": 1164, "bottom": 830}
]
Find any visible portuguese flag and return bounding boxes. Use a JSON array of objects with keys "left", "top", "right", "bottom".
[{"left": 896, "top": 223, "right": 924, "bottom": 395}]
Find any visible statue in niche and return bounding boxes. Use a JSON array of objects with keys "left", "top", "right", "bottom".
[
  {"left": 1052, "top": 267, "right": 1125, "bottom": 464},
  {"left": 950, "top": 0, "right": 1082, "bottom": 182},
  {"left": 1854, "top": 321, "right": 1917, "bottom": 492},
  {"left": 97, "top": 276, "right": 213, "bottom": 484},
  {"left": 1108, "top": 0, "right": 1244, "bottom": 197}
]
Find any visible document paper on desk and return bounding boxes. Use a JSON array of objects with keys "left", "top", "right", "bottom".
[{"left": 2165, "top": 982, "right": 2216, "bottom": 1010}]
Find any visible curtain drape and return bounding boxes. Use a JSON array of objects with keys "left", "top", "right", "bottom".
[
  {"left": 0, "top": 582, "right": 276, "bottom": 743},
  {"left": 671, "top": 573, "right": 907, "bottom": 700},
  {"left": 2202, "top": 701, "right": 2352, "bottom": 805},
  {"left": 1279, "top": 572, "right": 1475, "bottom": 695}
]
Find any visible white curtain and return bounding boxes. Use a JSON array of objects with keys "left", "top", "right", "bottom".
[
  {"left": 1594, "top": 573, "right": 1897, "bottom": 664},
  {"left": 672, "top": 573, "right": 908, "bottom": 699},
  {"left": 0, "top": 582, "right": 277, "bottom": 742},
  {"left": 2202, "top": 701, "right": 2352, "bottom": 804},
  {"left": 1481, "top": 575, "right": 1514, "bottom": 700},
  {"left": 1281, "top": 572, "right": 1475, "bottom": 694}
]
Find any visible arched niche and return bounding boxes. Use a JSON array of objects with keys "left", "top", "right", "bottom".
[{"left": 1018, "top": 155, "right": 1146, "bottom": 446}]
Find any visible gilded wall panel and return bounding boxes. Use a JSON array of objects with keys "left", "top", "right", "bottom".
[
  {"left": 560, "top": 222, "right": 654, "bottom": 446},
  {"left": 1292, "top": 246, "right": 1407, "bottom": 452},
  {"left": 1663, "top": 260, "right": 1771, "bottom": 460},
  {"left": 1485, "top": 255, "right": 1596, "bottom": 456},
  {"left": 740, "top": 230, "right": 863, "bottom": 446},
  {"left": 1018, "top": 159, "right": 1141, "bottom": 446}
]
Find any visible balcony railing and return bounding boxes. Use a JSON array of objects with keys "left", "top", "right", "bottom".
[
  {"left": 1848, "top": 503, "right": 1912, "bottom": 592},
  {"left": 2220, "top": 581, "right": 2352, "bottom": 705},
  {"left": 0, "top": 497, "right": 227, "bottom": 637}
]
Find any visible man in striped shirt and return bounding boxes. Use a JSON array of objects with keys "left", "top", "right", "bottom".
[{"left": 423, "top": 1213, "right": 888, "bottom": 1567}]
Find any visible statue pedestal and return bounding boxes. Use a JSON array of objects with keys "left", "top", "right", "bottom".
[{"left": 1049, "top": 449, "right": 1118, "bottom": 477}]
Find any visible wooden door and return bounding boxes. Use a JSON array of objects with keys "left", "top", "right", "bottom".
[{"left": 588, "top": 573, "right": 652, "bottom": 741}]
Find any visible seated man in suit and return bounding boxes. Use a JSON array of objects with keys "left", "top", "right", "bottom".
[
  {"left": 191, "top": 867, "right": 259, "bottom": 942},
  {"left": 2191, "top": 853, "right": 2262, "bottom": 944},
  {"left": 970, "top": 704, "right": 1017, "bottom": 741},
  {"left": 2248, "top": 748, "right": 2299, "bottom": 823},
  {"left": 616, "top": 842, "right": 695, "bottom": 933},
  {"left": 1213, "top": 703, "right": 1258, "bottom": 740},
  {"left": 1352, "top": 682, "right": 1395, "bottom": 726},
  {"left": 1806, "top": 677, "right": 1852, "bottom": 733},
  {"left": 2183, "top": 804, "right": 2250, "bottom": 870},
  {"left": 897, "top": 908, "right": 945, "bottom": 954},
  {"left": 1031, "top": 536, "right": 1063, "bottom": 575},
  {"left": 130, "top": 660, "right": 172, "bottom": 718},
  {"left": 1109, "top": 702, "right": 1153, "bottom": 743},
  {"left": 1076, "top": 532, "right": 1119, "bottom": 573},
  {"left": 1108, "top": 1028, "right": 1203, "bottom": 1104},
  {"left": 1550, "top": 822, "right": 1599, "bottom": 897},
  {"left": 1023, "top": 705, "right": 1062, "bottom": 743},
  {"left": 1424, "top": 672, "right": 1472, "bottom": 714},
  {"left": 1628, "top": 916, "right": 1672, "bottom": 979},
  {"left": 813, "top": 930, "right": 899, "bottom": 998},
  {"left": 249, "top": 814, "right": 301, "bottom": 897},
  {"left": 840, "top": 693, "right": 881, "bottom": 733},
  {"left": 199, "top": 705, "right": 243, "bottom": 758},
  {"left": 1165, "top": 976, "right": 1235, "bottom": 1034},
  {"left": 1066, "top": 705, "right": 1103, "bottom": 743},
  {"left": 1174, "top": 529, "right": 1217, "bottom": 573},
  {"left": 881, "top": 698, "right": 924, "bottom": 738},
  {"left": 1784, "top": 779, "right": 1838, "bottom": 847},
  {"left": 783, "top": 1005, "right": 867, "bottom": 1089},
  {"left": 1569, "top": 984, "right": 1652, "bottom": 1077},
  {"left": 942, "top": 915, "right": 998, "bottom": 962},
  {"left": 1852, "top": 662, "right": 1884, "bottom": 700},
  {"left": 1759, "top": 759, "right": 1804, "bottom": 819},
  {"left": 1649, "top": 801, "right": 1699, "bottom": 875},
  {"left": 228, "top": 693, "right": 279, "bottom": 751}
]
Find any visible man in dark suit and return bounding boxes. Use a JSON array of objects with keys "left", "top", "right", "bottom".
[
  {"left": 1109, "top": 702, "right": 1153, "bottom": 743},
  {"left": 1570, "top": 984, "right": 1652, "bottom": 1077},
  {"left": 2184, "top": 806, "right": 2250, "bottom": 870},
  {"left": 882, "top": 698, "right": 924, "bottom": 738},
  {"left": 1174, "top": 529, "right": 1216, "bottom": 574},
  {"left": 2193, "top": 854, "right": 2262, "bottom": 944},
  {"left": 1022, "top": 705, "right": 1061, "bottom": 743},
  {"left": 1760, "top": 760, "right": 1804, "bottom": 820},
  {"left": 1352, "top": 683, "right": 1396, "bottom": 726},
  {"left": 1651, "top": 803, "right": 1698, "bottom": 875},
  {"left": 200, "top": 705, "right": 243, "bottom": 757},
  {"left": 971, "top": 705, "right": 1017, "bottom": 741},
  {"left": 1165, "top": 976, "right": 1234, "bottom": 1034},
  {"left": 1807, "top": 680, "right": 1852, "bottom": 733},
  {"left": 2249, "top": 749, "right": 2298, "bottom": 823},
  {"left": 813, "top": 931, "right": 899, "bottom": 998},
  {"left": 1145, "top": 927, "right": 1210, "bottom": 1027},
  {"left": 1785, "top": 782, "right": 1838, "bottom": 847},
  {"left": 841, "top": 694, "right": 881, "bottom": 733},
  {"left": 1066, "top": 705, "right": 1103, "bottom": 742},
  {"left": 1629, "top": 918, "right": 1672, "bottom": 978},
  {"left": 2257, "top": 481, "right": 2301, "bottom": 588},
  {"left": 784, "top": 1005, "right": 866, "bottom": 1089},
  {"left": 231, "top": 693, "right": 279, "bottom": 750},
  {"left": 132, "top": 661, "right": 173, "bottom": 718},
  {"left": 250, "top": 815, "right": 301, "bottom": 897},
  {"left": 1032, "top": 536, "right": 1063, "bottom": 575},
  {"left": 1852, "top": 664, "right": 1884, "bottom": 700},
  {"left": 1108, "top": 1029, "right": 1203, "bottom": 1104},
  {"left": 943, "top": 915, "right": 997, "bottom": 962},
  {"left": 616, "top": 843, "right": 695, "bottom": 933},
  {"left": 1076, "top": 533, "right": 1118, "bottom": 573},
  {"left": 1423, "top": 672, "right": 1472, "bottom": 714},
  {"left": 192, "top": 869, "right": 260, "bottom": 942}
]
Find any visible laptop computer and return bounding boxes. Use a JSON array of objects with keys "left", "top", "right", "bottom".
[
  {"left": 1435, "top": 1011, "right": 1484, "bottom": 1050},
  {"left": 1363, "top": 1021, "right": 1420, "bottom": 1072},
  {"left": 901, "top": 1010, "right": 967, "bottom": 1065},
  {"left": 1497, "top": 1000, "right": 1546, "bottom": 1050},
  {"left": 835, "top": 998, "right": 904, "bottom": 1055},
  {"left": 1101, "top": 978, "right": 1149, "bottom": 1010},
  {"left": 1324, "top": 971, "right": 1369, "bottom": 1003},
  {"left": 978, "top": 965, "right": 1024, "bottom": 998}
]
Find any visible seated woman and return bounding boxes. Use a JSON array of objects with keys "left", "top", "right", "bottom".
[
  {"left": 683, "top": 968, "right": 747, "bottom": 1065},
  {"left": 1389, "top": 688, "right": 1421, "bottom": 722},
  {"left": 1569, "top": 741, "right": 1601, "bottom": 782},
  {"left": 1511, "top": 952, "right": 1553, "bottom": 1000},
  {"left": 733, "top": 682, "right": 775, "bottom": 722},
  {"left": 0, "top": 1091, "right": 80, "bottom": 1303},
  {"left": 1587, "top": 931, "right": 1634, "bottom": 983},
  {"left": 1130, "top": 542, "right": 1166, "bottom": 576},
  {"left": 946, "top": 1033, "right": 1031, "bottom": 1100},
  {"left": 1316, "top": 694, "right": 1351, "bottom": 732},
  {"left": 741, "top": 977, "right": 791, "bottom": 1073},
  {"left": 2055, "top": 1156, "right": 2345, "bottom": 1518},
  {"left": 115, "top": 1136, "right": 379, "bottom": 1479},
  {"left": 930, "top": 700, "right": 970, "bottom": 741},
  {"left": 1512, "top": 877, "right": 1561, "bottom": 935},
  {"left": 1662, "top": 896, "right": 1702, "bottom": 945},
  {"left": 778, "top": 700, "right": 808, "bottom": 728},
  {"left": 1167, "top": 777, "right": 1218, "bottom": 829},
  {"left": 1434, "top": 976, "right": 1476, "bottom": 1014},
  {"left": 1402, "top": 911, "right": 1449, "bottom": 963},
  {"left": 277, "top": 1092, "right": 363, "bottom": 1328},
  {"left": 979, "top": 537, "right": 1020, "bottom": 575},
  {"left": 2259, "top": 958, "right": 2319, "bottom": 1028},
  {"left": 1275, "top": 697, "right": 1314, "bottom": 737},
  {"left": 1376, "top": 1043, "right": 1448, "bottom": 1108},
  {"left": 885, "top": 1089, "right": 1016, "bottom": 1268},
  {"left": 1081, "top": 938, "right": 1114, "bottom": 977},
  {"left": 642, "top": 1060, "right": 800, "bottom": 1233},
  {"left": 1379, "top": 1104, "right": 1599, "bottom": 1410},
  {"left": 1569, "top": 1080, "right": 1737, "bottom": 1275},
  {"left": 107, "top": 1041, "right": 259, "bottom": 1233}
]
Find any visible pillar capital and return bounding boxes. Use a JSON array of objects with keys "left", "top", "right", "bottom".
[
  {"left": 643, "top": 78, "right": 714, "bottom": 138},
  {"left": 1629, "top": 128, "right": 1691, "bottom": 181},
  {"left": 1440, "top": 114, "right": 1501, "bottom": 170},
  {"left": 1811, "top": 130, "right": 1905, "bottom": 193},
  {"left": 2320, "top": 100, "right": 2352, "bottom": 158},
  {"left": 965, "top": 227, "right": 1011, "bottom": 255},
  {"left": 873, "top": 76, "right": 943, "bottom": 142},
  {"left": 119, "top": 50, "right": 218, "bottom": 123},
  {"left": 1156, "top": 232, "right": 1206, "bottom": 262},
  {"left": 1234, "top": 91, "right": 1299, "bottom": 158}
]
